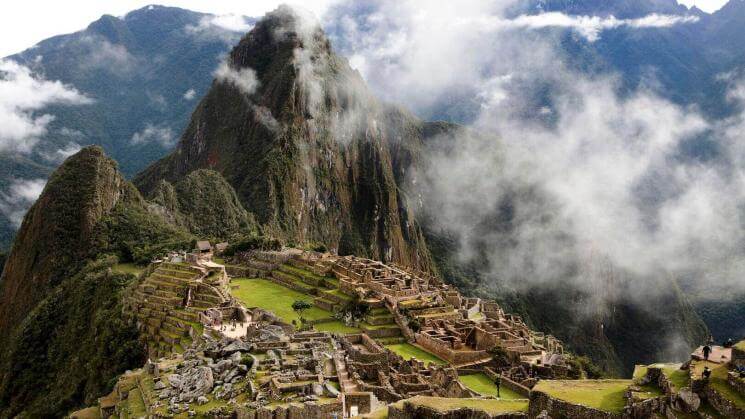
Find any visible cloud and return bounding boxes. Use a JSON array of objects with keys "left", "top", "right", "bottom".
[
  {"left": 0, "top": 59, "right": 92, "bottom": 154},
  {"left": 485, "top": 12, "right": 699, "bottom": 42},
  {"left": 183, "top": 88, "right": 197, "bottom": 100},
  {"left": 325, "top": 0, "right": 745, "bottom": 318},
  {"left": 131, "top": 124, "right": 175, "bottom": 148},
  {"left": 75, "top": 35, "right": 137, "bottom": 77},
  {"left": 185, "top": 14, "right": 253, "bottom": 43},
  {"left": 214, "top": 61, "right": 260, "bottom": 96},
  {"left": 0, "top": 178, "right": 46, "bottom": 228}
]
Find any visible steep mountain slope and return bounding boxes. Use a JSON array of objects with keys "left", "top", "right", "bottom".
[
  {"left": 0, "top": 146, "right": 125, "bottom": 339},
  {"left": 148, "top": 169, "right": 258, "bottom": 238},
  {"left": 0, "top": 146, "right": 192, "bottom": 417},
  {"left": 136, "top": 6, "right": 434, "bottom": 269},
  {"left": 0, "top": 5, "right": 253, "bottom": 250}
]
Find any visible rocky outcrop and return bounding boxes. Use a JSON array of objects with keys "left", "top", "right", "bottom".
[
  {"left": 0, "top": 146, "right": 124, "bottom": 342},
  {"left": 135, "top": 6, "right": 443, "bottom": 270}
]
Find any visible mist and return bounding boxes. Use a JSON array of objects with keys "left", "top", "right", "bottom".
[{"left": 321, "top": 0, "right": 745, "bottom": 313}]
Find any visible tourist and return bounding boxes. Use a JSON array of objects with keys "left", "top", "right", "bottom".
[
  {"left": 702, "top": 366, "right": 712, "bottom": 380},
  {"left": 724, "top": 338, "right": 734, "bottom": 348},
  {"left": 494, "top": 375, "right": 501, "bottom": 398},
  {"left": 703, "top": 344, "right": 711, "bottom": 361}
]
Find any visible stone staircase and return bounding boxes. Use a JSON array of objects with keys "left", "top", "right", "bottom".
[{"left": 335, "top": 352, "right": 358, "bottom": 393}]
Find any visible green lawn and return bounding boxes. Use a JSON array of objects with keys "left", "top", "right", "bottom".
[
  {"left": 533, "top": 380, "right": 632, "bottom": 413},
  {"left": 231, "top": 278, "right": 359, "bottom": 333},
  {"left": 459, "top": 373, "right": 524, "bottom": 400},
  {"left": 385, "top": 343, "right": 446, "bottom": 365},
  {"left": 406, "top": 396, "right": 528, "bottom": 414},
  {"left": 734, "top": 340, "right": 745, "bottom": 351},
  {"left": 113, "top": 263, "right": 144, "bottom": 276}
]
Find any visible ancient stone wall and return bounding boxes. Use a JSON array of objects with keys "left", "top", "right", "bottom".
[
  {"left": 705, "top": 385, "right": 745, "bottom": 418},
  {"left": 387, "top": 401, "right": 527, "bottom": 418},
  {"left": 528, "top": 391, "right": 624, "bottom": 419}
]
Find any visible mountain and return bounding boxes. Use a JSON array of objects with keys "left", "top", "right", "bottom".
[
  {"left": 135, "top": 6, "right": 435, "bottom": 270},
  {"left": 0, "top": 5, "right": 254, "bottom": 250},
  {"left": 0, "top": 146, "right": 195, "bottom": 417},
  {"left": 133, "top": 6, "right": 708, "bottom": 375}
]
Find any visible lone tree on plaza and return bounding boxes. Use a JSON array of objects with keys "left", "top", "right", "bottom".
[{"left": 292, "top": 300, "right": 313, "bottom": 325}]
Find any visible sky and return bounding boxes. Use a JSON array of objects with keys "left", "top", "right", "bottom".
[{"left": 0, "top": 0, "right": 732, "bottom": 57}]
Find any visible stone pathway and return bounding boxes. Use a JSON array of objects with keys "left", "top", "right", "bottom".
[{"left": 692, "top": 345, "right": 732, "bottom": 364}]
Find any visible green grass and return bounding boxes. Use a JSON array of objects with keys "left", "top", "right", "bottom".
[
  {"left": 213, "top": 257, "right": 226, "bottom": 264},
  {"left": 113, "top": 263, "right": 144, "bottom": 276},
  {"left": 232, "top": 278, "right": 332, "bottom": 323},
  {"left": 385, "top": 343, "right": 446, "bottom": 365},
  {"left": 459, "top": 373, "right": 524, "bottom": 399},
  {"left": 406, "top": 396, "right": 528, "bottom": 414},
  {"left": 734, "top": 340, "right": 745, "bottom": 351},
  {"left": 533, "top": 380, "right": 632, "bottom": 413},
  {"left": 314, "top": 320, "right": 361, "bottom": 334},
  {"left": 663, "top": 367, "right": 690, "bottom": 391}
]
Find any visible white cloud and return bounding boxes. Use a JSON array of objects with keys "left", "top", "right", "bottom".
[
  {"left": 493, "top": 12, "right": 699, "bottom": 42},
  {"left": 0, "top": 59, "right": 92, "bottom": 154},
  {"left": 131, "top": 124, "right": 176, "bottom": 148},
  {"left": 185, "top": 14, "right": 252, "bottom": 42},
  {"left": 0, "top": 178, "right": 47, "bottom": 228},
  {"left": 183, "top": 88, "right": 197, "bottom": 100},
  {"left": 75, "top": 35, "right": 137, "bottom": 76},
  {"left": 214, "top": 61, "right": 259, "bottom": 96},
  {"left": 39, "top": 141, "right": 83, "bottom": 163}
]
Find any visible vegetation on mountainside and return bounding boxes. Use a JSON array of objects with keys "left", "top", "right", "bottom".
[
  {"left": 94, "top": 183, "right": 194, "bottom": 264},
  {"left": 223, "top": 234, "right": 282, "bottom": 256},
  {"left": 0, "top": 147, "right": 198, "bottom": 418},
  {"left": 0, "top": 252, "right": 5, "bottom": 275},
  {"left": 0, "top": 256, "right": 145, "bottom": 417},
  {"left": 150, "top": 170, "right": 258, "bottom": 239}
]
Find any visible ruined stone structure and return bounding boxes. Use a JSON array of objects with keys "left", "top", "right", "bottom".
[{"left": 326, "top": 255, "right": 565, "bottom": 376}]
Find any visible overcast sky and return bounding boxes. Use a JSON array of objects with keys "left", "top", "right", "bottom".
[{"left": 0, "top": 0, "right": 732, "bottom": 57}]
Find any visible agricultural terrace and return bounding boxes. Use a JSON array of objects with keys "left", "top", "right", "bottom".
[{"left": 532, "top": 380, "right": 632, "bottom": 413}]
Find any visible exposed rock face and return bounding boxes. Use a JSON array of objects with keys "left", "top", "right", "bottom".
[
  {"left": 135, "top": 6, "right": 439, "bottom": 269},
  {"left": 0, "top": 146, "right": 124, "bottom": 342}
]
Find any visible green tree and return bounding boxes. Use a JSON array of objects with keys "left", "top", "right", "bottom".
[{"left": 292, "top": 300, "right": 313, "bottom": 325}]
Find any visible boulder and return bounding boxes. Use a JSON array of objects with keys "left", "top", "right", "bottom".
[
  {"left": 197, "top": 396, "right": 209, "bottom": 405},
  {"left": 179, "top": 366, "right": 215, "bottom": 402},
  {"left": 676, "top": 387, "right": 701, "bottom": 412},
  {"left": 168, "top": 374, "right": 183, "bottom": 388}
]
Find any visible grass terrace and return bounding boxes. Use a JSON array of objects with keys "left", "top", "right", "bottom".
[
  {"left": 113, "top": 263, "right": 144, "bottom": 276},
  {"left": 404, "top": 396, "right": 528, "bottom": 415},
  {"left": 385, "top": 343, "right": 446, "bottom": 366},
  {"left": 692, "top": 360, "right": 745, "bottom": 410},
  {"left": 231, "top": 278, "right": 360, "bottom": 333},
  {"left": 459, "top": 373, "right": 525, "bottom": 400},
  {"left": 533, "top": 379, "right": 632, "bottom": 413}
]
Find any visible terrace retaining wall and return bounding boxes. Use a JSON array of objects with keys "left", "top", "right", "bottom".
[
  {"left": 387, "top": 401, "right": 527, "bottom": 418},
  {"left": 528, "top": 391, "right": 624, "bottom": 419}
]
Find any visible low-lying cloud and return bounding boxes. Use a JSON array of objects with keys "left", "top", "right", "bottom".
[
  {"left": 131, "top": 124, "right": 175, "bottom": 148},
  {"left": 0, "top": 59, "right": 92, "bottom": 154},
  {"left": 323, "top": 0, "right": 745, "bottom": 311},
  {"left": 0, "top": 178, "right": 46, "bottom": 228}
]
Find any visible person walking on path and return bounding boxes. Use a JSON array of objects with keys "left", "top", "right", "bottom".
[
  {"left": 703, "top": 344, "right": 712, "bottom": 361},
  {"left": 494, "top": 374, "right": 501, "bottom": 398}
]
